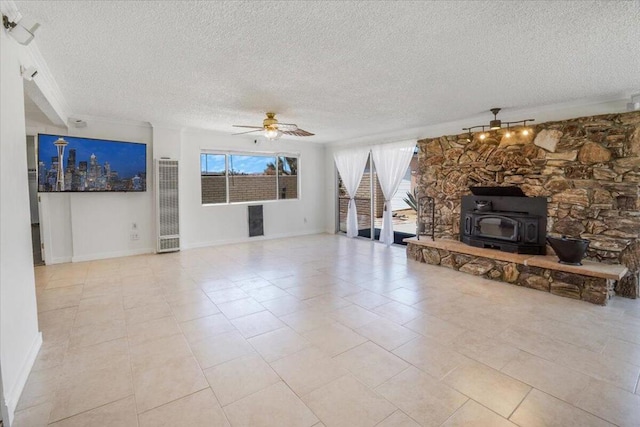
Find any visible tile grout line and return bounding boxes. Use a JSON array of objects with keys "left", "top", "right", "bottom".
[
  {"left": 506, "top": 386, "right": 532, "bottom": 420},
  {"left": 529, "top": 388, "right": 622, "bottom": 427},
  {"left": 47, "top": 395, "right": 135, "bottom": 425},
  {"left": 434, "top": 397, "right": 471, "bottom": 426},
  {"left": 42, "top": 281, "right": 84, "bottom": 425},
  {"left": 194, "top": 307, "right": 283, "bottom": 425},
  {"left": 124, "top": 289, "right": 142, "bottom": 424}
]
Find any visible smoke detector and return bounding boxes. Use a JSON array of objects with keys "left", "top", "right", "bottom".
[
  {"left": 68, "top": 118, "right": 87, "bottom": 128},
  {"left": 628, "top": 93, "right": 640, "bottom": 112}
]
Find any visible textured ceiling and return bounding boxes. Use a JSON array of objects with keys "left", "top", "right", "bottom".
[{"left": 14, "top": 0, "right": 640, "bottom": 143}]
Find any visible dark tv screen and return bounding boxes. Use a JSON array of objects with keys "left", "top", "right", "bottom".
[{"left": 37, "top": 134, "right": 147, "bottom": 192}]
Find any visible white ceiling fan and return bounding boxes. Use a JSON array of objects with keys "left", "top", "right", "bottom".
[{"left": 233, "top": 112, "right": 314, "bottom": 140}]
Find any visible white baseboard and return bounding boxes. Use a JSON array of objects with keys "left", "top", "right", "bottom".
[
  {"left": 49, "top": 256, "right": 73, "bottom": 265},
  {"left": 182, "top": 229, "right": 327, "bottom": 250},
  {"left": 71, "top": 247, "right": 154, "bottom": 263},
  {"left": 3, "top": 332, "right": 42, "bottom": 424}
]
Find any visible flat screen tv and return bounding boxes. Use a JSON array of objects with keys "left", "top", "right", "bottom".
[{"left": 37, "top": 134, "right": 147, "bottom": 192}]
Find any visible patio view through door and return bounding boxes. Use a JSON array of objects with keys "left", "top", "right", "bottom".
[
  {"left": 337, "top": 148, "right": 418, "bottom": 243},
  {"left": 337, "top": 155, "right": 379, "bottom": 239}
]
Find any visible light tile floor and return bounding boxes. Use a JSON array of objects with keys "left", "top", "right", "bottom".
[{"left": 14, "top": 234, "right": 640, "bottom": 426}]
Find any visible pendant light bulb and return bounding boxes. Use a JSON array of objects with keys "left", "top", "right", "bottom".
[
  {"left": 264, "top": 127, "right": 280, "bottom": 140},
  {"left": 522, "top": 128, "right": 529, "bottom": 136},
  {"left": 505, "top": 125, "right": 511, "bottom": 138},
  {"left": 479, "top": 133, "right": 486, "bottom": 140}
]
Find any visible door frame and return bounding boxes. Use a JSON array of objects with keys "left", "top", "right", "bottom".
[{"left": 26, "top": 128, "right": 49, "bottom": 265}]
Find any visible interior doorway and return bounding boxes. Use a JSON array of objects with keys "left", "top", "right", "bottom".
[{"left": 26, "top": 135, "right": 44, "bottom": 266}]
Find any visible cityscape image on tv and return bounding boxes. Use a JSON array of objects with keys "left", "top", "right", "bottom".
[{"left": 38, "top": 134, "right": 147, "bottom": 192}]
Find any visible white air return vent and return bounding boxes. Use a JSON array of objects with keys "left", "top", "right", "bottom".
[{"left": 155, "top": 159, "right": 180, "bottom": 253}]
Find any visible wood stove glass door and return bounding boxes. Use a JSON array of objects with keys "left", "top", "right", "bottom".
[{"left": 475, "top": 215, "right": 518, "bottom": 242}]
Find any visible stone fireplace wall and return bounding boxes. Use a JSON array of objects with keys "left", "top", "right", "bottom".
[{"left": 416, "top": 111, "right": 640, "bottom": 297}]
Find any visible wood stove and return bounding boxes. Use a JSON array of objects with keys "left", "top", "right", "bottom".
[{"left": 460, "top": 187, "right": 547, "bottom": 255}]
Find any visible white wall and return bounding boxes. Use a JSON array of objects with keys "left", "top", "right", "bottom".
[
  {"left": 0, "top": 26, "right": 42, "bottom": 425},
  {"left": 152, "top": 125, "right": 182, "bottom": 159},
  {"left": 324, "top": 146, "right": 340, "bottom": 234},
  {"left": 34, "top": 123, "right": 326, "bottom": 260},
  {"left": 36, "top": 119, "right": 154, "bottom": 263},
  {"left": 179, "top": 129, "right": 326, "bottom": 248}
]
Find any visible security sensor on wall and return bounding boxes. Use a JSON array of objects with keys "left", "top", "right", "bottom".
[
  {"left": 2, "top": 13, "right": 40, "bottom": 46},
  {"left": 20, "top": 65, "right": 38, "bottom": 81}
]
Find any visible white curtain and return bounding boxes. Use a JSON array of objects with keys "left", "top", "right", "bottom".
[
  {"left": 334, "top": 147, "right": 370, "bottom": 238},
  {"left": 371, "top": 139, "right": 417, "bottom": 246}
]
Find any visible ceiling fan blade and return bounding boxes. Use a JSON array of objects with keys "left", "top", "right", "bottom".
[
  {"left": 232, "top": 129, "right": 263, "bottom": 136},
  {"left": 281, "top": 128, "right": 315, "bottom": 137},
  {"left": 277, "top": 123, "right": 299, "bottom": 131},
  {"left": 232, "top": 125, "right": 264, "bottom": 129}
]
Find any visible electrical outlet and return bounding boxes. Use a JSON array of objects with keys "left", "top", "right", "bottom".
[{"left": 130, "top": 232, "right": 139, "bottom": 241}]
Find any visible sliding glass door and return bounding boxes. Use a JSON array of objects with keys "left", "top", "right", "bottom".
[
  {"left": 336, "top": 147, "right": 418, "bottom": 243},
  {"left": 337, "top": 155, "right": 382, "bottom": 239}
]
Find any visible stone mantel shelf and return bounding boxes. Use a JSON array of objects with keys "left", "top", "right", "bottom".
[{"left": 404, "top": 237, "right": 628, "bottom": 281}]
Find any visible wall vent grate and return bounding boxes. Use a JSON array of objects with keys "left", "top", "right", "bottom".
[{"left": 156, "top": 160, "right": 180, "bottom": 253}]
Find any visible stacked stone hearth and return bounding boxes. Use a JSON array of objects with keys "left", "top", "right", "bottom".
[{"left": 413, "top": 111, "right": 640, "bottom": 298}]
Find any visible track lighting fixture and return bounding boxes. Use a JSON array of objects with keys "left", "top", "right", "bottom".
[
  {"left": 463, "top": 108, "right": 535, "bottom": 140},
  {"left": 489, "top": 108, "right": 502, "bottom": 130}
]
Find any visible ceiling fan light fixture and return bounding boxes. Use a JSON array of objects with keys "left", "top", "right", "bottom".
[
  {"left": 264, "top": 127, "right": 281, "bottom": 140},
  {"left": 233, "top": 113, "right": 314, "bottom": 139}
]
